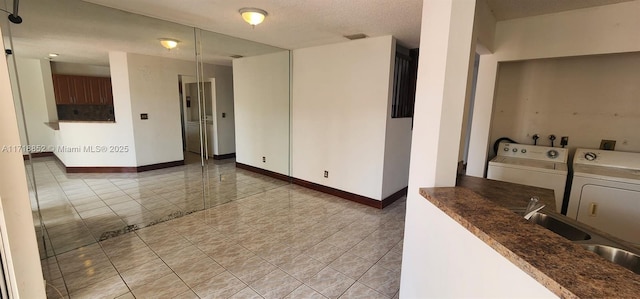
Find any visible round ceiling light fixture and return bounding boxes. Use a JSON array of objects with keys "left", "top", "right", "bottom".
[
  {"left": 159, "top": 38, "right": 179, "bottom": 50},
  {"left": 239, "top": 8, "right": 268, "bottom": 27}
]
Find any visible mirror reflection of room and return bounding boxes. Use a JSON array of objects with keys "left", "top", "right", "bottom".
[{"left": 1, "top": 0, "right": 288, "bottom": 262}]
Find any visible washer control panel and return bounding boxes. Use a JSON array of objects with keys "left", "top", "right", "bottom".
[
  {"left": 574, "top": 148, "right": 640, "bottom": 169},
  {"left": 497, "top": 142, "right": 568, "bottom": 163}
]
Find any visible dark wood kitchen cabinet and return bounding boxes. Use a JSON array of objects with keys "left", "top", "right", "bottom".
[
  {"left": 100, "top": 77, "right": 114, "bottom": 105},
  {"left": 53, "top": 75, "right": 73, "bottom": 104},
  {"left": 52, "top": 75, "right": 113, "bottom": 105}
]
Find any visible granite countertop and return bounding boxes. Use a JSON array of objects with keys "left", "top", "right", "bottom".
[{"left": 420, "top": 175, "right": 640, "bottom": 298}]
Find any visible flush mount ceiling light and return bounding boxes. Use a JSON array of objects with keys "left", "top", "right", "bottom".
[
  {"left": 48, "top": 53, "right": 59, "bottom": 57},
  {"left": 239, "top": 8, "right": 268, "bottom": 27},
  {"left": 159, "top": 38, "right": 179, "bottom": 50}
]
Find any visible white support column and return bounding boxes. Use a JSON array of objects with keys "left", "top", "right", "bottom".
[
  {"left": 466, "top": 54, "right": 499, "bottom": 177},
  {"left": 0, "top": 28, "right": 46, "bottom": 299},
  {"left": 401, "top": 2, "right": 477, "bottom": 295},
  {"left": 406, "top": 0, "right": 476, "bottom": 191},
  {"left": 400, "top": 3, "right": 555, "bottom": 297}
]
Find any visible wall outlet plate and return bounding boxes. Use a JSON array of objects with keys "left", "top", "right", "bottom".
[{"left": 600, "top": 139, "right": 616, "bottom": 150}]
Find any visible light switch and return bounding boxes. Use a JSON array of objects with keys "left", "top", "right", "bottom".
[{"left": 140, "top": 113, "right": 148, "bottom": 120}]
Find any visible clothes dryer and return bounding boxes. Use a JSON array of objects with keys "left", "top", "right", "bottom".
[{"left": 567, "top": 148, "right": 640, "bottom": 245}]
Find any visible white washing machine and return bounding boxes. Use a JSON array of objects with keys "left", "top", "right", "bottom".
[
  {"left": 567, "top": 148, "right": 640, "bottom": 245},
  {"left": 487, "top": 142, "right": 568, "bottom": 213}
]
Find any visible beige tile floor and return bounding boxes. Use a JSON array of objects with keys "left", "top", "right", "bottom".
[
  {"left": 28, "top": 156, "right": 405, "bottom": 298},
  {"left": 26, "top": 154, "right": 288, "bottom": 257}
]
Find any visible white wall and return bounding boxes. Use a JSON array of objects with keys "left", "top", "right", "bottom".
[
  {"left": 51, "top": 61, "right": 110, "bottom": 77},
  {"left": 382, "top": 40, "right": 413, "bottom": 199},
  {"left": 11, "top": 58, "right": 57, "bottom": 147},
  {"left": 493, "top": 1, "right": 640, "bottom": 62},
  {"left": 467, "top": 1, "right": 640, "bottom": 177},
  {"left": 292, "top": 36, "right": 398, "bottom": 200},
  {"left": 474, "top": 0, "right": 496, "bottom": 53},
  {"left": 491, "top": 52, "right": 640, "bottom": 153},
  {"left": 127, "top": 52, "right": 233, "bottom": 165},
  {"left": 8, "top": 59, "right": 31, "bottom": 147},
  {"left": 401, "top": 193, "right": 556, "bottom": 298},
  {"left": 382, "top": 117, "right": 413, "bottom": 198},
  {"left": 211, "top": 67, "right": 235, "bottom": 155},
  {"left": 126, "top": 53, "right": 188, "bottom": 166},
  {"left": 0, "top": 28, "right": 46, "bottom": 299},
  {"left": 56, "top": 52, "right": 138, "bottom": 167},
  {"left": 233, "top": 51, "right": 290, "bottom": 175},
  {"left": 56, "top": 52, "right": 231, "bottom": 167}
]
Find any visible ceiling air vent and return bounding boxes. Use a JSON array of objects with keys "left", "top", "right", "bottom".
[
  {"left": 230, "top": 55, "right": 244, "bottom": 59},
  {"left": 344, "top": 33, "right": 368, "bottom": 40}
]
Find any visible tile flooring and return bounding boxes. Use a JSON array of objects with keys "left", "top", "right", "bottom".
[
  {"left": 27, "top": 154, "right": 287, "bottom": 257},
  {"left": 27, "top": 156, "right": 405, "bottom": 298}
]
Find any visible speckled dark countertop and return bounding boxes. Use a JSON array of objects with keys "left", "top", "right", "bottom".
[{"left": 419, "top": 175, "right": 640, "bottom": 298}]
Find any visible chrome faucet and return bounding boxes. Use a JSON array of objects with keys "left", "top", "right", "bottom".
[{"left": 524, "top": 197, "right": 545, "bottom": 220}]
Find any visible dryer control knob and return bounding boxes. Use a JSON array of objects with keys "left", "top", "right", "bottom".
[
  {"left": 503, "top": 147, "right": 509, "bottom": 152},
  {"left": 547, "top": 150, "right": 559, "bottom": 159},
  {"left": 521, "top": 149, "right": 527, "bottom": 153},
  {"left": 512, "top": 148, "right": 518, "bottom": 152},
  {"left": 584, "top": 152, "right": 597, "bottom": 161}
]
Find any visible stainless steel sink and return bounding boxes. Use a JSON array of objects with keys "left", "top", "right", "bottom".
[
  {"left": 525, "top": 212, "right": 592, "bottom": 241},
  {"left": 511, "top": 207, "right": 640, "bottom": 275},
  {"left": 581, "top": 244, "right": 640, "bottom": 275}
]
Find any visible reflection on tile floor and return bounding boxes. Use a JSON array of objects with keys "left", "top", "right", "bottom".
[
  {"left": 26, "top": 154, "right": 288, "bottom": 257},
  {"left": 29, "top": 156, "right": 405, "bottom": 298}
]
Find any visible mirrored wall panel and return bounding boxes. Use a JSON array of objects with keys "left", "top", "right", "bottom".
[{"left": 1, "top": 0, "right": 290, "bottom": 260}]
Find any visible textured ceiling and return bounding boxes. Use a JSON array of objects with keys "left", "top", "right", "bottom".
[
  {"left": 3, "top": 0, "right": 634, "bottom": 66},
  {"left": 83, "top": 0, "right": 424, "bottom": 50},
  {"left": 1, "top": 0, "right": 284, "bottom": 66},
  {"left": 82, "top": 0, "right": 635, "bottom": 51}
]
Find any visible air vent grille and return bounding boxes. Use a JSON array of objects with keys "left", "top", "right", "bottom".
[{"left": 344, "top": 33, "right": 368, "bottom": 40}]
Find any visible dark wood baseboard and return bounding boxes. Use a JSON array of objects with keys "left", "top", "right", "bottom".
[
  {"left": 23, "top": 151, "right": 54, "bottom": 160},
  {"left": 66, "top": 166, "right": 138, "bottom": 173},
  {"left": 235, "top": 162, "right": 406, "bottom": 209},
  {"left": 136, "top": 160, "right": 185, "bottom": 172},
  {"left": 381, "top": 186, "right": 408, "bottom": 208},
  {"left": 213, "top": 153, "right": 236, "bottom": 160},
  {"left": 235, "top": 162, "right": 290, "bottom": 182},
  {"left": 65, "top": 160, "right": 184, "bottom": 173},
  {"left": 291, "top": 177, "right": 386, "bottom": 208}
]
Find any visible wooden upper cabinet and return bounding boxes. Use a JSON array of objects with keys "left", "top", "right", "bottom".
[
  {"left": 100, "top": 78, "right": 114, "bottom": 105},
  {"left": 52, "top": 75, "right": 113, "bottom": 105},
  {"left": 72, "top": 76, "right": 90, "bottom": 104},
  {"left": 87, "top": 77, "right": 103, "bottom": 104},
  {"left": 53, "top": 75, "right": 73, "bottom": 104}
]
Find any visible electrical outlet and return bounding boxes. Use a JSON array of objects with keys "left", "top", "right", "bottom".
[
  {"left": 323, "top": 170, "right": 328, "bottom": 178},
  {"left": 262, "top": 156, "right": 266, "bottom": 163},
  {"left": 600, "top": 140, "right": 616, "bottom": 151}
]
